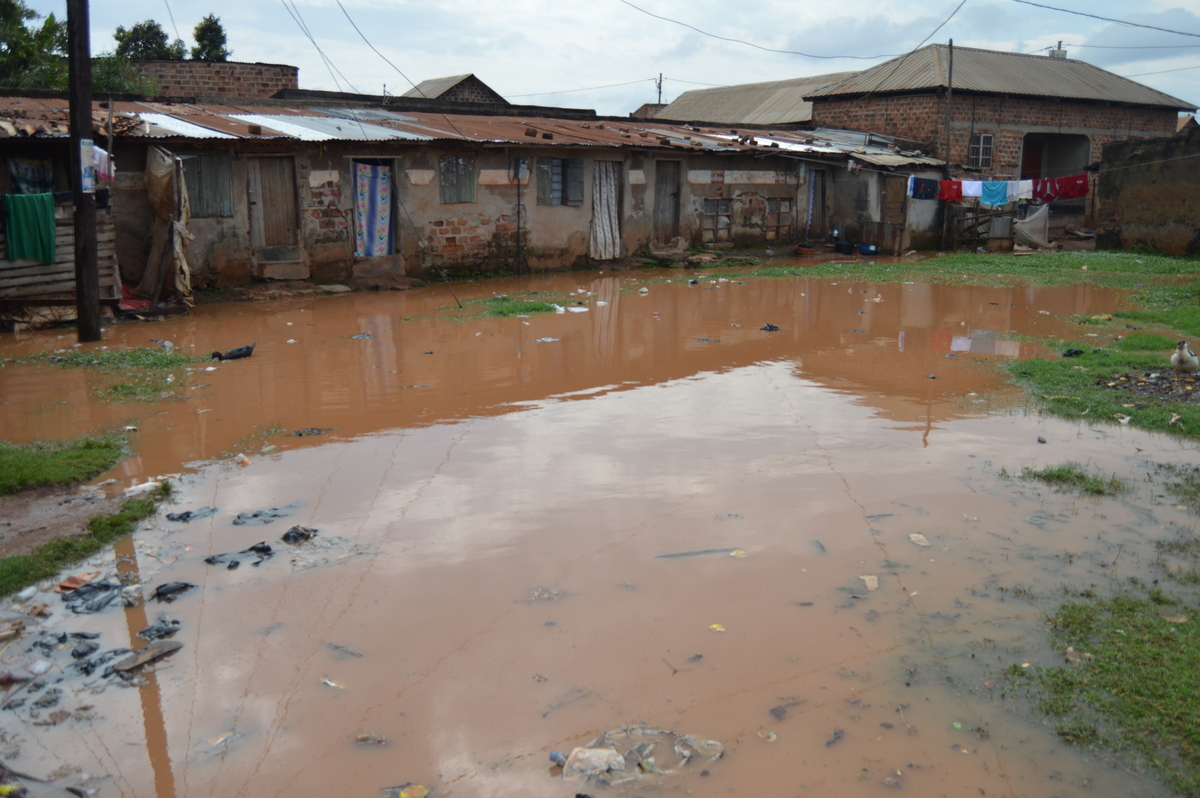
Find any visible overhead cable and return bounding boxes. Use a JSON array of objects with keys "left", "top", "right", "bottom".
[
  {"left": 509, "top": 78, "right": 657, "bottom": 98},
  {"left": 1005, "top": 0, "right": 1200, "bottom": 39},
  {"left": 1122, "top": 64, "right": 1200, "bottom": 77}
]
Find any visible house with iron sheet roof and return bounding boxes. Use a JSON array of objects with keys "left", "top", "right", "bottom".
[
  {"left": 804, "top": 44, "right": 1196, "bottom": 224},
  {"left": 0, "top": 93, "right": 944, "bottom": 307},
  {"left": 657, "top": 73, "right": 859, "bottom": 127}
]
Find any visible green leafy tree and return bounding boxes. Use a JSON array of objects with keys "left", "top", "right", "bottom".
[
  {"left": 0, "top": 0, "right": 67, "bottom": 89},
  {"left": 114, "top": 20, "right": 185, "bottom": 60},
  {"left": 191, "top": 14, "right": 230, "bottom": 61},
  {"left": 92, "top": 53, "right": 159, "bottom": 94}
]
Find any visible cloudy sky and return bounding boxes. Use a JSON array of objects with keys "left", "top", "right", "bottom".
[{"left": 23, "top": 0, "right": 1200, "bottom": 114}]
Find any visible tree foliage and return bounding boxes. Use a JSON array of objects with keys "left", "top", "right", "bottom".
[
  {"left": 0, "top": 0, "right": 67, "bottom": 89},
  {"left": 114, "top": 19, "right": 185, "bottom": 60},
  {"left": 191, "top": 14, "right": 230, "bottom": 61}
]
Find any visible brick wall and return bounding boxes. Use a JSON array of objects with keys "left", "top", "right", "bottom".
[
  {"left": 811, "top": 93, "right": 1178, "bottom": 176},
  {"left": 426, "top": 213, "right": 518, "bottom": 267},
  {"left": 1096, "top": 128, "right": 1200, "bottom": 254},
  {"left": 131, "top": 60, "right": 299, "bottom": 99},
  {"left": 438, "top": 76, "right": 507, "bottom": 105}
]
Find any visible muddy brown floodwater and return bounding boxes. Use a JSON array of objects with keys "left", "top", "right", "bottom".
[{"left": 0, "top": 266, "right": 1196, "bottom": 798}]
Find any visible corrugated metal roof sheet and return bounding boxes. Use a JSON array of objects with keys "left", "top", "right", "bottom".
[
  {"left": 806, "top": 45, "right": 1196, "bottom": 109},
  {"left": 659, "top": 72, "right": 859, "bottom": 125},
  {"left": 0, "top": 96, "right": 941, "bottom": 166},
  {"left": 401, "top": 75, "right": 473, "bottom": 100}
]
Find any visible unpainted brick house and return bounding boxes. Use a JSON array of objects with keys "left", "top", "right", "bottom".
[
  {"left": 129, "top": 60, "right": 299, "bottom": 100},
  {"left": 804, "top": 45, "right": 1195, "bottom": 223}
]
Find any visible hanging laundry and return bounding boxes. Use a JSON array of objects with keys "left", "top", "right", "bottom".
[
  {"left": 906, "top": 175, "right": 915, "bottom": 197},
  {"left": 980, "top": 181, "right": 1009, "bottom": 207},
  {"left": 10, "top": 158, "right": 52, "bottom": 195},
  {"left": 1015, "top": 180, "right": 1033, "bottom": 199},
  {"left": 961, "top": 181, "right": 983, "bottom": 198},
  {"left": 938, "top": 181, "right": 963, "bottom": 201},
  {"left": 910, "top": 177, "right": 939, "bottom": 200},
  {"left": 1032, "top": 177, "right": 1061, "bottom": 203},
  {"left": 5, "top": 192, "right": 56, "bottom": 264},
  {"left": 1057, "top": 173, "right": 1089, "bottom": 200},
  {"left": 94, "top": 147, "right": 114, "bottom": 183}
]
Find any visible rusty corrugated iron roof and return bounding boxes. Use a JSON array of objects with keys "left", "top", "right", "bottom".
[
  {"left": 806, "top": 45, "right": 1196, "bottom": 110},
  {"left": 658, "top": 72, "right": 860, "bottom": 125},
  {"left": 0, "top": 96, "right": 942, "bottom": 166}
]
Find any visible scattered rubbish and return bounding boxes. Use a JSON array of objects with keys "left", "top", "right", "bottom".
[
  {"left": 326, "top": 642, "right": 362, "bottom": 659},
  {"left": 112, "top": 640, "right": 182, "bottom": 672},
  {"left": 1062, "top": 348, "right": 1084, "bottom": 357},
  {"left": 544, "top": 621, "right": 557, "bottom": 627},
  {"left": 381, "top": 785, "right": 429, "bottom": 798},
  {"left": 137, "top": 614, "right": 181, "bottom": 641},
  {"left": 166, "top": 507, "right": 217, "bottom": 523},
  {"left": 1164, "top": 614, "right": 1190, "bottom": 623},
  {"left": 567, "top": 307, "right": 589, "bottom": 313},
  {"left": 151, "top": 582, "right": 196, "bottom": 602},
  {"left": 354, "top": 733, "right": 387, "bottom": 745},
  {"left": 348, "top": 333, "right": 373, "bottom": 339},
  {"left": 550, "top": 750, "right": 568, "bottom": 766},
  {"left": 728, "top": 549, "right": 747, "bottom": 558},
  {"left": 529, "top": 586, "right": 565, "bottom": 602},
  {"left": 281, "top": 525, "right": 318, "bottom": 544},
  {"left": 54, "top": 572, "right": 101, "bottom": 593},
  {"left": 811, "top": 540, "right": 826, "bottom": 554},
  {"left": 655, "top": 548, "right": 738, "bottom": 559},
  {"left": 205, "top": 542, "right": 274, "bottom": 569},
  {"left": 695, "top": 337, "right": 718, "bottom": 343},
  {"left": 1037, "top": 436, "right": 1047, "bottom": 444},
  {"left": 760, "top": 323, "right": 780, "bottom": 332},
  {"left": 865, "top": 513, "right": 893, "bottom": 521},
  {"left": 796, "top": 601, "right": 814, "bottom": 607},
  {"left": 1064, "top": 646, "right": 1094, "bottom": 666},
  {"left": 687, "top": 654, "right": 702, "bottom": 663},
  {"left": 61, "top": 581, "right": 123, "bottom": 614},
  {"left": 121, "top": 584, "right": 143, "bottom": 607},
  {"left": 535, "top": 337, "right": 561, "bottom": 343},
  {"left": 859, "top": 575, "right": 879, "bottom": 591},
  {"left": 908, "top": 534, "right": 931, "bottom": 547},
  {"left": 232, "top": 508, "right": 291, "bottom": 525},
  {"left": 557, "top": 723, "right": 722, "bottom": 786},
  {"left": 26, "top": 604, "right": 50, "bottom": 618},
  {"left": 209, "top": 731, "right": 241, "bottom": 747},
  {"left": 233, "top": 453, "right": 252, "bottom": 466},
  {"left": 211, "top": 343, "right": 256, "bottom": 361},
  {"left": 825, "top": 728, "right": 844, "bottom": 746},
  {"left": 15, "top": 587, "right": 37, "bottom": 602},
  {"left": 638, "top": 287, "right": 649, "bottom": 295},
  {"left": 291, "top": 428, "right": 331, "bottom": 437},
  {"left": 320, "top": 678, "right": 345, "bottom": 690},
  {"left": 708, "top": 624, "right": 725, "bottom": 632},
  {"left": 756, "top": 731, "right": 777, "bottom": 742}
]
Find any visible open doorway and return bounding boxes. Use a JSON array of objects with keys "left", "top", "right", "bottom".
[
  {"left": 352, "top": 159, "right": 395, "bottom": 257},
  {"left": 1020, "top": 133, "right": 1091, "bottom": 179}
]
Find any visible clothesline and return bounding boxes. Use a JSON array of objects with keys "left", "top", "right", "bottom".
[{"left": 907, "top": 173, "right": 1090, "bottom": 206}]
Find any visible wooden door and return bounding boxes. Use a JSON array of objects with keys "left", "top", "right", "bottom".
[
  {"left": 653, "top": 161, "right": 680, "bottom": 244},
  {"left": 248, "top": 156, "right": 298, "bottom": 248},
  {"left": 808, "top": 169, "right": 828, "bottom": 239}
]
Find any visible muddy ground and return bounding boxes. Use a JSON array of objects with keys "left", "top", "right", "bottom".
[{"left": 0, "top": 262, "right": 1196, "bottom": 798}]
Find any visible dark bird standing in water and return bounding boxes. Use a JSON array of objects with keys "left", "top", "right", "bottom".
[{"left": 211, "top": 343, "right": 256, "bottom": 361}]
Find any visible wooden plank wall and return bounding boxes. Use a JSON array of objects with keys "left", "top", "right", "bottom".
[{"left": 0, "top": 207, "right": 120, "bottom": 300}]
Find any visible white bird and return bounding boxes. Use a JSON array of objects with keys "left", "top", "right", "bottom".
[{"left": 1170, "top": 340, "right": 1199, "bottom": 374}]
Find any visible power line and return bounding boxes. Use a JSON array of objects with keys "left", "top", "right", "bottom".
[
  {"left": 614, "top": 0, "right": 906, "bottom": 59},
  {"left": 1005, "top": 0, "right": 1200, "bottom": 39},
  {"left": 335, "top": 1, "right": 423, "bottom": 97},
  {"left": 163, "top": 0, "right": 180, "bottom": 42},
  {"left": 508, "top": 78, "right": 657, "bottom": 98},
  {"left": 664, "top": 78, "right": 725, "bottom": 87},
  {"left": 280, "top": 0, "right": 361, "bottom": 93},
  {"left": 1123, "top": 63, "right": 1200, "bottom": 77}
]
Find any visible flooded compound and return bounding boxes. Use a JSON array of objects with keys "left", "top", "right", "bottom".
[{"left": 0, "top": 266, "right": 1195, "bottom": 798}]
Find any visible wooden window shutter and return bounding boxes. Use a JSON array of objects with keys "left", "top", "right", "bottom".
[{"left": 565, "top": 158, "right": 584, "bottom": 206}]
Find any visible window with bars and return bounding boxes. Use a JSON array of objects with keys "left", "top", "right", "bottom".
[
  {"left": 180, "top": 153, "right": 233, "bottom": 217},
  {"left": 766, "top": 198, "right": 792, "bottom": 241},
  {"left": 701, "top": 198, "right": 731, "bottom": 242},
  {"left": 439, "top": 154, "right": 476, "bottom": 204},
  {"left": 536, "top": 157, "right": 584, "bottom": 206},
  {"left": 968, "top": 134, "right": 994, "bottom": 170}
]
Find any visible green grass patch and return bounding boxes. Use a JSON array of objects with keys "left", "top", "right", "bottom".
[
  {"left": 2, "top": 346, "right": 200, "bottom": 403},
  {"left": 0, "top": 481, "right": 171, "bottom": 598},
  {"left": 1109, "top": 332, "right": 1182, "bottom": 352},
  {"left": 1156, "top": 463, "right": 1200, "bottom": 514},
  {"left": 1021, "top": 462, "right": 1125, "bottom": 496},
  {"left": 0, "top": 436, "right": 126, "bottom": 495},
  {"left": 1005, "top": 348, "right": 1200, "bottom": 438},
  {"left": 1020, "top": 594, "right": 1200, "bottom": 795},
  {"left": 449, "top": 293, "right": 570, "bottom": 319}
]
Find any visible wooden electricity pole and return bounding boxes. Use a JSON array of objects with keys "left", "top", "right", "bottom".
[{"left": 67, "top": 0, "right": 100, "bottom": 342}]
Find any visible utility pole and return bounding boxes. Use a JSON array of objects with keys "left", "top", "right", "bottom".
[
  {"left": 941, "top": 39, "right": 955, "bottom": 250},
  {"left": 68, "top": 0, "right": 100, "bottom": 342},
  {"left": 657, "top": 73, "right": 662, "bottom": 105}
]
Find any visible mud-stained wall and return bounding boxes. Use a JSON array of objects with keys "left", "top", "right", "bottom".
[
  {"left": 1096, "top": 127, "right": 1200, "bottom": 254},
  {"left": 671, "top": 154, "right": 805, "bottom": 249},
  {"left": 822, "top": 167, "right": 943, "bottom": 250}
]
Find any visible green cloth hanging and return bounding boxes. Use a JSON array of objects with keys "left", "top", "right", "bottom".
[{"left": 6, "top": 192, "right": 56, "bottom": 264}]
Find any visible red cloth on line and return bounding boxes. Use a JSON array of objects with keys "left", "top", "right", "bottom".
[
  {"left": 938, "top": 180, "right": 963, "bottom": 201},
  {"left": 1032, "top": 173, "right": 1090, "bottom": 203}
]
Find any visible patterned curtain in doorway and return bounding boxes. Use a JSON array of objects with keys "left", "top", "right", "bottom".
[
  {"left": 589, "top": 161, "right": 621, "bottom": 260},
  {"left": 354, "top": 162, "right": 392, "bottom": 257}
]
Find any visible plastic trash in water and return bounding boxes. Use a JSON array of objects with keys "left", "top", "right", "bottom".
[{"left": 549, "top": 750, "right": 567, "bottom": 766}]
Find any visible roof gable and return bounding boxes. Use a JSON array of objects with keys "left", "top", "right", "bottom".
[
  {"left": 659, "top": 72, "right": 859, "bottom": 125},
  {"left": 805, "top": 45, "right": 1195, "bottom": 110},
  {"left": 400, "top": 74, "right": 507, "bottom": 105}
]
